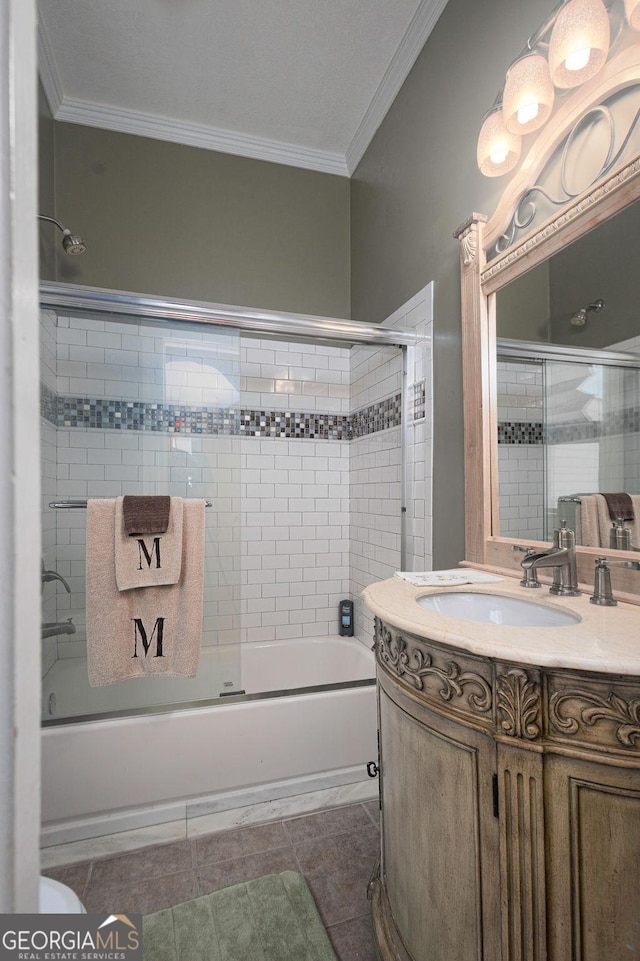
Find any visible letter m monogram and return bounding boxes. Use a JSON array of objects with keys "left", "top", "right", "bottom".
[
  {"left": 137, "top": 537, "right": 161, "bottom": 570},
  {"left": 132, "top": 617, "right": 165, "bottom": 658}
]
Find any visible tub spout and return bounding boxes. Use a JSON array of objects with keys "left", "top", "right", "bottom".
[{"left": 42, "top": 619, "right": 76, "bottom": 639}]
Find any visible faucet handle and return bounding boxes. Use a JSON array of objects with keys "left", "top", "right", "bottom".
[
  {"left": 511, "top": 546, "right": 542, "bottom": 588},
  {"left": 590, "top": 556, "right": 617, "bottom": 607}
]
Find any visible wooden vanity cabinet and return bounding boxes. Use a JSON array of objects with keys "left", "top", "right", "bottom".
[{"left": 370, "top": 618, "right": 640, "bottom": 961}]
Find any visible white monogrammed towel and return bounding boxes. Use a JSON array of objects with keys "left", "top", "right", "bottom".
[
  {"left": 114, "top": 495, "right": 183, "bottom": 591},
  {"left": 86, "top": 498, "right": 205, "bottom": 686}
]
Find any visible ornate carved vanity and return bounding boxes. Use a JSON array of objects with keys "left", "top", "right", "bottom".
[
  {"left": 364, "top": 577, "right": 640, "bottom": 961},
  {"left": 364, "top": 11, "right": 640, "bottom": 961}
]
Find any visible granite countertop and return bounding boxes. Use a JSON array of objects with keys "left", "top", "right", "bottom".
[{"left": 362, "top": 573, "right": 640, "bottom": 676}]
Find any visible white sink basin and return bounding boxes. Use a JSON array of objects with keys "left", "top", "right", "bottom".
[{"left": 416, "top": 591, "right": 581, "bottom": 627}]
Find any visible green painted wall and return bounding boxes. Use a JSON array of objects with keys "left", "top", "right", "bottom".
[
  {"left": 52, "top": 123, "right": 351, "bottom": 318},
  {"left": 351, "top": 0, "right": 556, "bottom": 567},
  {"left": 38, "top": 81, "right": 56, "bottom": 282}
]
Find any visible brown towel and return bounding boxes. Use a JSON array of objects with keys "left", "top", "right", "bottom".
[
  {"left": 86, "top": 498, "right": 206, "bottom": 687},
  {"left": 123, "top": 495, "right": 171, "bottom": 535},
  {"left": 115, "top": 496, "right": 183, "bottom": 591},
  {"left": 602, "top": 492, "right": 634, "bottom": 521}
]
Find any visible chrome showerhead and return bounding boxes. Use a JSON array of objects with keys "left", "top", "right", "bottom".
[
  {"left": 569, "top": 298, "right": 604, "bottom": 327},
  {"left": 61, "top": 229, "right": 87, "bottom": 256},
  {"left": 38, "top": 215, "right": 87, "bottom": 256}
]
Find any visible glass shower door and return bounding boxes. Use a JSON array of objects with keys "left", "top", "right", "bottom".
[{"left": 40, "top": 305, "right": 242, "bottom": 722}]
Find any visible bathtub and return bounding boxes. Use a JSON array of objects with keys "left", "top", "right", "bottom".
[{"left": 41, "top": 636, "right": 377, "bottom": 841}]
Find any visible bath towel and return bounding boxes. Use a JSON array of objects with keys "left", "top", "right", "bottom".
[
  {"left": 123, "top": 494, "right": 171, "bottom": 535},
  {"left": 603, "top": 492, "right": 634, "bottom": 521},
  {"left": 115, "top": 495, "right": 183, "bottom": 591},
  {"left": 576, "top": 494, "right": 640, "bottom": 549},
  {"left": 86, "top": 498, "right": 205, "bottom": 687},
  {"left": 574, "top": 495, "right": 606, "bottom": 547}
]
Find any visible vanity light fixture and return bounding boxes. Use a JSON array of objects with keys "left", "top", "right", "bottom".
[
  {"left": 37, "top": 215, "right": 87, "bottom": 255},
  {"left": 626, "top": 0, "right": 640, "bottom": 30},
  {"left": 476, "top": 0, "right": 623, "bottom": 177},
  {"left": 503, "top": 53, "right": 555, "bottom": 134},
  {"left": 549, "top": 0, "right": 610, "bottom": 87},
  {"left": 477, "top": 105, "right": 522, "bottom": 178}
]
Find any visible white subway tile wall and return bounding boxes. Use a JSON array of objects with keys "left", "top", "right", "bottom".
[
  {"left": 497, "top": 361, "right": 544, "bottom": 540},
  {"left": 349, "top": 286, "right": 433, "bottom": 649},
  {"left": 40, "top": 288, "right": 433, "bottom": 689}
]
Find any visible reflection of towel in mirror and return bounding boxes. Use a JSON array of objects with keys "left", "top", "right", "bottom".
[
  {"left": 576, "top": 494, "right": 640, "bottom": 549},
  {"left": 86, "top": 498, "right": 205, "bottom": 687},
  {"left": 115, "top": 495, "right": 183, "bottom": 591},
  {"left": 602, "top": 492, "right": 634, "bottom": 521}
]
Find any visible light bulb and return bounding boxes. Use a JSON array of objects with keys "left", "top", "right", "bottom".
[
  {"left": 517, "top": 101, "right": 540, "bottom": 125},
  {"left": 477, "top": 107, "right": 522, "bottom": 177},
  {"left": 565, "top": 47, "right": 591, "bottom": 71},
  {"left": 490, "top": 143, "right": 509, "bottom": 164},
  {"left": 503, "top": 54, "right": 554, "bottom": 135},
  {"left": 549, "top": 0, "right": 610, "bottom": 89}
]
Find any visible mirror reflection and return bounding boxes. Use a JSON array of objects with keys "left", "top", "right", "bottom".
[{"left": 495, "top": 198, "right": 640, "bottom": 550}]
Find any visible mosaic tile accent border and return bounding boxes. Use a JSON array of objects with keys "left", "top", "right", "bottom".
[
  {"left": 41, "top": 387, "right": 403, "bottom": 441},
  {"left": 498, "top": 421, "right": 544, "bottom": 444},
  {"left": 350, "top": 394, "right": 402, "bottom": 439},
  {"left": 410, "top": 380, "right": 426, "bottom": 422},
  {"left": 547, "top": 408, "right": 640, "bottom": 444},
  {"left": 239, "top": 409, "right": 349, "bottom": 440},
  {"left": 40, "top": 382, "right": 57, "bottom": 426}
]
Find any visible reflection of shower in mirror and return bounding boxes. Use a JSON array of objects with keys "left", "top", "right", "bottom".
[{"left": 569, "top": 298, "right": 605, "bottom": 327}]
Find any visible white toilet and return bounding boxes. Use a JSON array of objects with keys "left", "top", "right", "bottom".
[{"left": 39, "top": 876, "right": 86, "bottom": 913}]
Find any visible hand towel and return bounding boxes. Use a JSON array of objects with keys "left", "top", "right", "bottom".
[
  {"left": 123, "top": 494, "right": 171, "bottom": 535},
  {"left": 602, "top": 492, "right": 634, "bottom": 521},
  {"left": 87, "top": 498, "right": 206, "bottom": 687},
  {"left": 115, "top": 495, "right": 183, "bottom": 591},
  {"left": 575, "top": 494, "right": 635, "bottom": 549}
]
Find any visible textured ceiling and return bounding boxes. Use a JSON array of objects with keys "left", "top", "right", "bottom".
[{"left": 38, "top": 0, "right": 449, "bottom": 174}]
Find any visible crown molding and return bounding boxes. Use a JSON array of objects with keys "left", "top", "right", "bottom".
[
  {"left": 37, "top": 18, "right": 63, "bottom": 115},
  {"left": 345, "top": 0, "right": 449, "bottom": 174},
  {"left": 53, "top": 98, "right": 350, "bottom": 176},
  {"left": 39, "top": 0, "right": 449, "bottom": 177}
]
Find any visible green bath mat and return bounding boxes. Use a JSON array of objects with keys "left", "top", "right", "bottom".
[{"left": 142, "top": 870, "right": 338, "bottom": 961}]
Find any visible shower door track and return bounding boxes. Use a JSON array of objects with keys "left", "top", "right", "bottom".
[
  {"left": 497, "top": 337, "right": 640, "bottom": 368},
  {"left": 40, "top": 282, "right": 419, "bottom": 348}
]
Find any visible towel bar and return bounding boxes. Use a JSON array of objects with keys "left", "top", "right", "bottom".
[{"left": 49, "top": 499, "right": 213, "bottom": 508}]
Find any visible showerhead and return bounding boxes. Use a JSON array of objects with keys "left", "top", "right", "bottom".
[
  {"left": 569, "top": 298, "right": 605, "bottom": 327},
  {"left": 61, "top": 229, "right": 87, "bottom": 256},
  {"left": 38, "top": 215, "right": 87, "bottom": 256}
]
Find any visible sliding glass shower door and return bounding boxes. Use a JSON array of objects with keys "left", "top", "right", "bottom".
[{"left": 40, "top": 304, "right": 242, "bottom": 722}]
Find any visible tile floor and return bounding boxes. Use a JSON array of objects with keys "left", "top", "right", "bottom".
[{"left": 44, "top": 800, "right": 380, "bottom": 961}]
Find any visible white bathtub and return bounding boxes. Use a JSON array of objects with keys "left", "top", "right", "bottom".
[{"left": 41, "top": 636, "right": 377, "bottom": 840}]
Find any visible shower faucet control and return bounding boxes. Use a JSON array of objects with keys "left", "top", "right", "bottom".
[{"left": 41, "top": 560, "right": 71, "bottom": 593}]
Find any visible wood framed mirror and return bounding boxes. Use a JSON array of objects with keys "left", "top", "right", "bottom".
[{"left": 456, "top": 27, "right": 640, "bottom": 599}]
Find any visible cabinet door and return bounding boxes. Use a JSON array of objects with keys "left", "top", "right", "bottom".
[
  {"left": 379, "top": 684, "right": 501, "bottom": 961},
  {"left": 545, "top": 754, "right": 640, "bottom": 961}
]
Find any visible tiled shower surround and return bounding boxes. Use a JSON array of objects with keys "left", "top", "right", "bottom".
[
  {"left": 40, "top": 289, "right": 433, "bottom": 682},
  {"left": 497, "top": 340, "right": 640, "bottom": 542}
]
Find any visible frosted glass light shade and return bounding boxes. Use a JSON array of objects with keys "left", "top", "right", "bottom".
[
  {"left": 477, "top": 107, "right": 522, "bottom": 177},
  {"left": 625, "top": 0, "right": 640, "bottom": 31},
  {"left": 549, "top": 0, "right": 610, "bottom": 88},
  {"left": 503, "top": 54, "right": 555, "bottom": 134}
]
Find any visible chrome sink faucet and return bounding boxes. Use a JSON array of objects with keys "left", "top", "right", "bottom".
[{"left": 519, "top": 521, "right": 581, "bottom": 597}]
